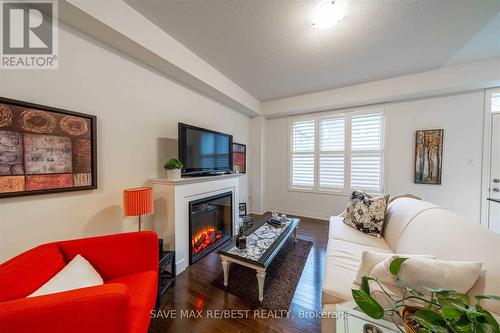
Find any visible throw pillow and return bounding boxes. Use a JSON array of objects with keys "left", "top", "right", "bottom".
[
  {"left": 354, "top": 251, "right": 436, "bottom": 284},
  {"left": 344, "top": 191, "right": 390, "bottom": 238},
  {"left": 370, "top": 256, "right": 482, "bottom": 294},
  {"left": 28, "top": 254, "right": 103, "bottom": 297}
]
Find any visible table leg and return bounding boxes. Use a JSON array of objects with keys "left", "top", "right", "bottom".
[
  {"left": 221, "top": 258, "right": 231, "bottom": 287},
  {"left": 294, "top": 226, "right": 298, "bottom": 243},
  {"left": 256, "top": 269, "right": 266, "bottom": 302}
]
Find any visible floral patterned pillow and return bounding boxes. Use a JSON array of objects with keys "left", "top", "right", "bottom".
[{"left": 343, "top": 191, "right": 390, "bottom": 238}]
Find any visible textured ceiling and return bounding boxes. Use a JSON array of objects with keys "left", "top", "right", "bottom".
[{"left": 125, "top": 0, "right": 500, "bottom": 101}]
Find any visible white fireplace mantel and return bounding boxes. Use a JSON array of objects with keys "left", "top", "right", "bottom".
[{"left": 151, "top": 174, "right": 241, "bottom": 274}]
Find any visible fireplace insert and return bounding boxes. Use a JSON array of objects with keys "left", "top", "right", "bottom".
[{"left": 189, "top": 191, "right": 233, "bottom": 264}]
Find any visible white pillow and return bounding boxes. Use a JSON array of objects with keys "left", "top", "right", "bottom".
[
  {"left": 28, "top": 254, "right": 103, "bottom": 297},
  {"left": 370, "top": 256, "right": 482, "bottom": 294},
  {"left": 354, "top": 251, "right": 435, "bottom": 284}
]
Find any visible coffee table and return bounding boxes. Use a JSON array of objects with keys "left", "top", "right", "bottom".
[{"left": 218, "top": 215, "right": 300, "bottom": 302}]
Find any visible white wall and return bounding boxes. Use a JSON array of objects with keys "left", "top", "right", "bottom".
[
  {"left": 265, "top": 91, "right": 485, "bottom": 222},
  {"left": 248, "top": 116, "right": 267, "bottom": 214},
  {"left": 0, "top": 23, "right": 250, "bottom": 262}
]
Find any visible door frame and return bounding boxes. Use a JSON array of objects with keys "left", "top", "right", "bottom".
[{"left": 480, "top": 88, "right": 500, "bottom": 228}]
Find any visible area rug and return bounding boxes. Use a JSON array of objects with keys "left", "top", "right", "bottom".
[{"left": 211, "top": 238, "right": 313, "bottom": 310}]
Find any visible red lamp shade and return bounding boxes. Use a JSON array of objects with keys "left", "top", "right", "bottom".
[{"left": 123, "top": 187, "right": 153, "bottom": 217}]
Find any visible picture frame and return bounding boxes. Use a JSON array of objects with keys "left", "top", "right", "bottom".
[
  {"left": 232, "top": 142, "right": 246, "bottom": 174},
  {"left": 414, "top": 129, "right": 443, "bottom": 185},
  {"left": 0, "top": 97, "right": 97, "bottom": 198},
  {"left": 238, "top": 202, "right": 247, "bottom": 216}
]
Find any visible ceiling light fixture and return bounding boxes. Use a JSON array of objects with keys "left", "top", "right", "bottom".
[{"left": 311, "top": 0, "right": 347, "bottom": 29}]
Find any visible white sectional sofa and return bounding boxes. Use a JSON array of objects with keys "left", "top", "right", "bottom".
[{"left": 321, "top": 197, "right": 500, "bottom": 332}]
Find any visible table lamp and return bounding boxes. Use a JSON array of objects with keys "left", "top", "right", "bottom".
[{"left": 123, "top": 187, "right": 153, "bottom": 231}]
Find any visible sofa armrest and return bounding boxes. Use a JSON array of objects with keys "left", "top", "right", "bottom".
[
  {"left": 55, "top": 231, "right": 159, "bottom": 280},
  {"left": 0, "top": 284, "right": 130, "bottom": 333}
]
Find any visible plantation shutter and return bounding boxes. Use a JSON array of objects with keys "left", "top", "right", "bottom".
[
  {"left": 350, "top": 112, "right": 383, "bottom": 193},
  {"left": 319, "top": 116, "right": 345, "bottom": 189},
  {"left": 291, "top": 119, "right": 315, "bottom": 187}
]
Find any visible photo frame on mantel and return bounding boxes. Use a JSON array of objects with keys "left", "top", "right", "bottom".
[
  {"left": 233, "top": 142, "right": 246, "bottom": 174},
  {"left": 0, "top": 97, "right": 97, "bottom": 198}
]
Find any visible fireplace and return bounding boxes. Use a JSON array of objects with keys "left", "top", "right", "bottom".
[{"left": 189, "top": 191, "right": 233, "bottom": 264}]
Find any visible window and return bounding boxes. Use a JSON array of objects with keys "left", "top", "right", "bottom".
[
  {"left": 289, "top": 110, "right": 384, "bottom": 194},
  {"left": 492, "top": 93, "right": 500, "bottom": 113}
]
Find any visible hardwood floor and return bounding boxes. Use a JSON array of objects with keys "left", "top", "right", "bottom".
[{"left": 148, "top": 214, "right": 329, "bottom": 333}]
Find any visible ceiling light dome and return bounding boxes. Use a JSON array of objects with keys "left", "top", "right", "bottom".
[{"left": 312, "top": 0, "right": 347, "bottom": 29}]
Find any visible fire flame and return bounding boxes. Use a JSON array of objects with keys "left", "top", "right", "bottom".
[{"left": 191, "top": 227, "right": 223, "bottom": 254}]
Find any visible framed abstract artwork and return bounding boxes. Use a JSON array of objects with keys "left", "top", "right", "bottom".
[
  {"left": 232, "top": 142, "right": 246, "bottom": 174},
  {"left": 0, "top": 97, "right": 97, "bottom": 198},
  {"left": 414, "top": 129, "right": 443, "bottom": 185}
]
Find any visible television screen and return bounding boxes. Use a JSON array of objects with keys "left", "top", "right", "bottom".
[{"left": 179, "top": 123, "right": 233, "bottom": 175}]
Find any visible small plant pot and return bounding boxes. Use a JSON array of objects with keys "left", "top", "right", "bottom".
[
  {"left": 166, "top": 169, "right": 181, "bottom": 180},
  {"left": 400, "top": 306, "right": 421, "bottom": 333}
]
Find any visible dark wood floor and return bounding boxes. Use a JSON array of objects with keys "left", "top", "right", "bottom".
[{"left": 148, "top": 214, "right": 329, "bottom": 333}]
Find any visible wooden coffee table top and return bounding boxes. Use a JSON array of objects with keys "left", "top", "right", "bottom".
[{"left": 219, "top": 214, "right": 300, "bottom": 268}]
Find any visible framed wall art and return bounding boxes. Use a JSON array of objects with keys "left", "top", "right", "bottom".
[
  {"left": 414, "top": 129, "right": 443, "bottom": 185},
  {"left": 232, "top": 142, "right": 246, "bottom": 174},
  {"left": 0, "top": 97, "right": 97, "bottom": 198}
]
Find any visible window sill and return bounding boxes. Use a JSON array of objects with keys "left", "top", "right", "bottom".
[
  {"left": 288, "top": 187, "right": 383, "bottom": 197},
  {"left": 288, "top": 187, "right": 351, "bottom": 197}
]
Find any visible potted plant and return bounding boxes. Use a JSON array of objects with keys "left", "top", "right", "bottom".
[
  {"left": 164, "top": 158, "right": 183, "bottom": 180},
  {"left": 352, "top": 257, "right": 500, "bottom": 333}
]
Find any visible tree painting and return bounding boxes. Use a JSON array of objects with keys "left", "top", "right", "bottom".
[{"left": 414, "top": 129, "right": 443, "bottom": 184}]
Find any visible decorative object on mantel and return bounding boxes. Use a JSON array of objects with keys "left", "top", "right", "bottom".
[
  {"left": 233, "top": 142, "right": 246, "bottom": 174},
  {"left": 239, "top": 202, "right": 247, "bottom": 216},
  {"left": 163, "top": 158, "right": 183, "bottom": 180},
  {"left": 123, "top": 187, "right": 153, "bottom": 231},
  {"left": 414, "top": 129, "right": 443, "bottom": 185},
  {"left": 0, "top": 97, "right": 97, "bottom": 198}
]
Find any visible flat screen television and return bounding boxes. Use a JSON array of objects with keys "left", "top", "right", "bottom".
[{"left": 178, "top": 123, "right": 233, "bottom": 176}]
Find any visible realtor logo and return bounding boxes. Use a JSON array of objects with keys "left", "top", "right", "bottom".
[{"left": 1, "top": 0, "right": 58, "bottom": 69}]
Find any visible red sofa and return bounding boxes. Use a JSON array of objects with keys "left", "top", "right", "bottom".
[{"left": 0, "top": 231, "right": 159, "bottom": 333}]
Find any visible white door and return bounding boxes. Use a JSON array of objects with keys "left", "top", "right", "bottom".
[{"left": 488, "top": 113, "right": 500, "bottom": 233}]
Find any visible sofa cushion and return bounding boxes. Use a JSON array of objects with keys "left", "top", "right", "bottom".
[
  {"left": 0, "top": 244, "right": 66, "bottom": 302},
  {"left": 329, "top": 216, "right": 390, "bottom": 249},
  {"left": 344, "top": 191, "right": 390, "bottom": 238},
  {"left": 322, "top": 239, "right": 393, "bottom": 306},
  {"left": 371, "top": 256, "right": 482, "bottom": 294},
  {"left": 107, "top": 270, "right": 158, "bottom": 333},
  {"left": 354, "top": 251, "right": 435, "bottom": 285},
  {"left": 29, "top": 254, "right": 104, "bottom": 298}
]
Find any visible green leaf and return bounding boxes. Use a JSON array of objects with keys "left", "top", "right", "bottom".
[
  {"left": 412, "top": 310, "right": 448, "bottom": 333},
  {"left": 442, "top": 307, "right": 462, "bottom": 322},
  {"left": 351, "top": 289, "right": 384, "bottom": 319},
  {"left": 360, "top": 276, "right": 370, "bottom": 294},
  {"left": 476, "top": 323, "right": 498, "bottom": 333},
  {"left": 425, "top": 287, "right": 452, "bottom": 294},
  {"left": 475, "top": 308, "right": 500, "bottom": 332},
  {"left": 476, "top": 295, "right": 500, "bottom": 303},
  {"left": 437, "top": 291, "right": 470, "bottom": 308},
  {"left": 389, "top": 257, "right": 409, "bottom": 276},
  {"left": 451, "top": 313, "right": 474, "bottom": 333}
]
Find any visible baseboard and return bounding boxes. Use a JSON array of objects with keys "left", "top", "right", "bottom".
[
  {"left": 248, "top": 209, "right": 267, "bottom": 215},
  {"left": 265, "top": 208, "right": 330, "bottom": 221}
]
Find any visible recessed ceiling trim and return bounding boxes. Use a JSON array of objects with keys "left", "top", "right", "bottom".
[
  {"left": 60, "top": 0, "right": 261, "bottom": 117},
  {"left": 262, "top": 56, "right": 500, "bottom": 119}
]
